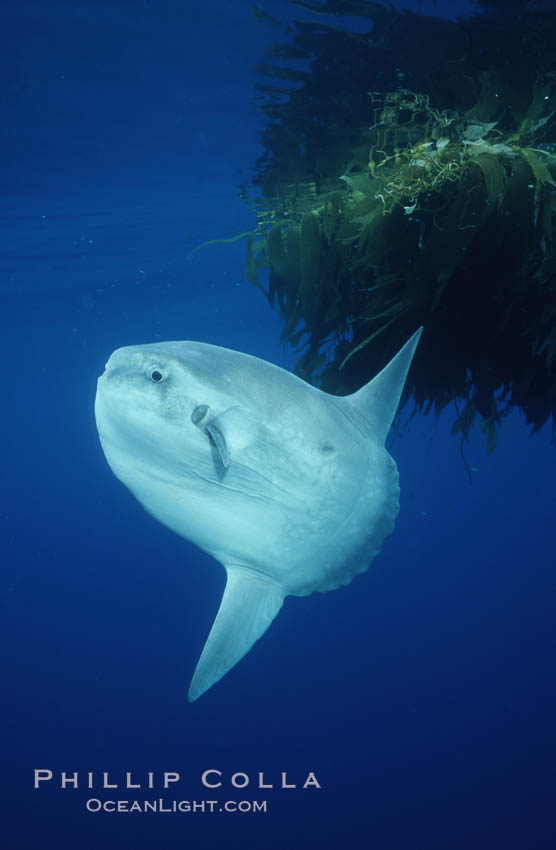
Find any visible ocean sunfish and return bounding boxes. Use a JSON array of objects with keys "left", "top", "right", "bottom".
[{"left": 94, "top": 328, "right": 422, "bottom": 700}]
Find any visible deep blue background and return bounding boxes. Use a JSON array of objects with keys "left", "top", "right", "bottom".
[{"left": 2, "top": 1, "right": 555, "bottom": 848}]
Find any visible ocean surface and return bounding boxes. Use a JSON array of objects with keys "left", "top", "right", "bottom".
[{"left": 2, "top": 1, "right": 555, "bottom": 848}]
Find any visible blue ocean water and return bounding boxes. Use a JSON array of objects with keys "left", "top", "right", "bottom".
[{"left": 2, "top": 1, "right": 555, "bottom": 848}]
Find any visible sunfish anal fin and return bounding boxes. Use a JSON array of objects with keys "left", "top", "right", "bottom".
[{"left": 188, "top": 567, "right": 285, "bottom": 702}]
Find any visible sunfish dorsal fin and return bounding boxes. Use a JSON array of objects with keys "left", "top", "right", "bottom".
[
  {"left": 188, "top": 568, "right": 285, "bottom": 702},
  {"left": 345, "top": 327, "right": 423, "bottom": 444}
]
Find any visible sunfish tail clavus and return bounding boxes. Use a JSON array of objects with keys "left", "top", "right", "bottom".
[{"left": 94, "top": 327, "right": 422, "bottom": 701}]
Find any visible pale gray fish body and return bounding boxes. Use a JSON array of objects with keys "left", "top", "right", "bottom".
[{"left": 94, "top": 328, "right": 422, "bottom": 701}]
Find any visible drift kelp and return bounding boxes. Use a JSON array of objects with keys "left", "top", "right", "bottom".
[{"left": 245, "top": 0, "right": 556, "bottom": 450}]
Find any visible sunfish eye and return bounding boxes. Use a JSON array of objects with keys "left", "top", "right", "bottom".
[{"left": 150, "top": 369, "right": 164, "bottom": 383}]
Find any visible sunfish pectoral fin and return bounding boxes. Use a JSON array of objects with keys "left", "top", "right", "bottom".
[
  {"left": 205, "top": 421, "right": 230, "bottom": 469},
  {"left": 191, "top": 405, "right": 230, "bottom": 475},
  {"left": 192, "top": 405, "right": 259, "bottom": 475},
  {"left": 188, "top": 567, "right": 285, "bottom": 702}
]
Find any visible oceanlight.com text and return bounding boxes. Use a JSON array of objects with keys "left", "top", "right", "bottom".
[{"left": 85, "top": 798, "right": 268, "bottom": 814}]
